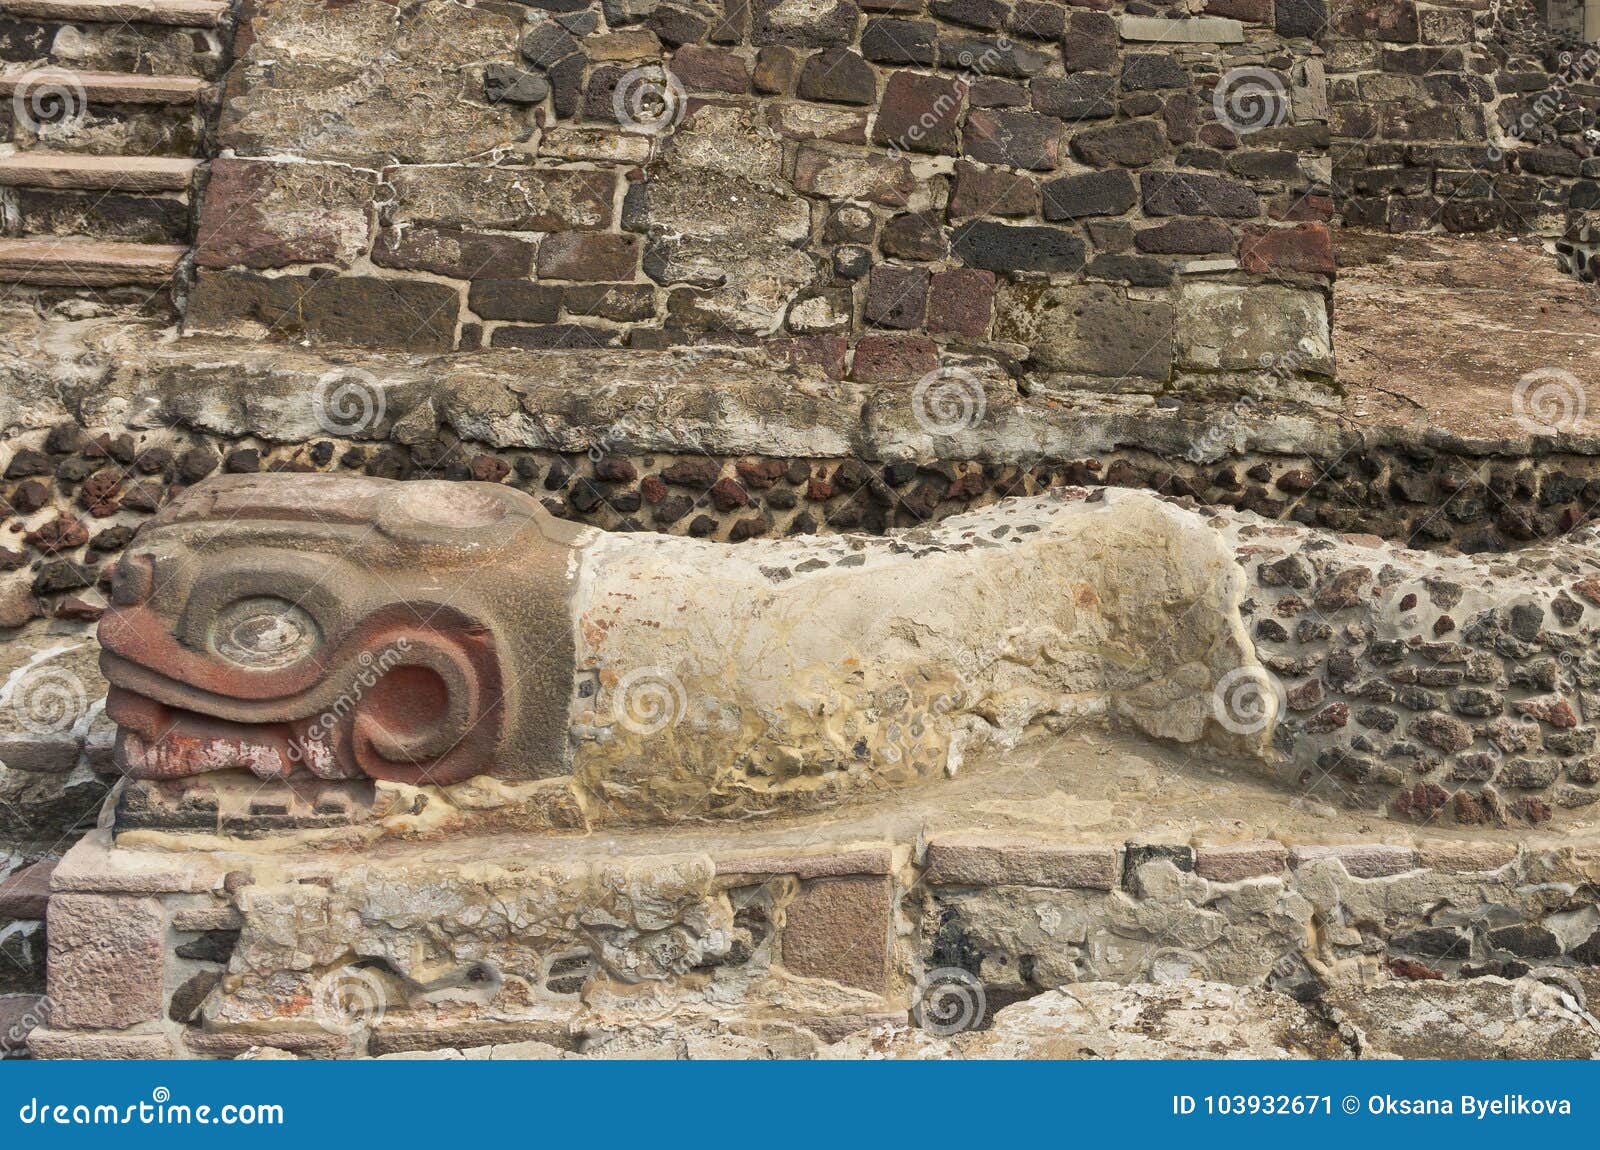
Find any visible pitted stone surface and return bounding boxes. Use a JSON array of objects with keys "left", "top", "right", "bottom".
[{"left": 46, "top": 893, "right": 164, "bottom": 1029}]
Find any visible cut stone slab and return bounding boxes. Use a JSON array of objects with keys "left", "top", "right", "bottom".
[
  {"left": 26, "top": 1028, "right": 175, "bottom": 1059},
  {"left": 717, "top": 846, "right": 895, "bottom": 879},
  {"left": 0, "top": 239, "right": 185, "bottom": 285},
  {"left": 47, "top": 893, "right": 166, "bottom": 1029},
  {"left": 1194, "top": 841, "right": 1288, "bottom": 882},
  {"left": 0, "top": 153, "right": 197, "bottom": 192},
  {"left": 1117, "top": 16, "right": 1245, "bottom": 42},
  {"left": 0, "top": 0, "right": 230, "bottom": 25},
  {"left": 1290, "top": 843, "right": 1417, "bottom": 878},
  {"left": 925, "top": 836, "right": 1118, "bottom": 889},
  {"left": 1176, "top": 281, "right": 1332, "bottom": 376},
  {"left": 0, "top": 70, "right": 206, "bottom": 104},
  {"left": 781, "top": 875, "right": 893, "bottom": 995}
]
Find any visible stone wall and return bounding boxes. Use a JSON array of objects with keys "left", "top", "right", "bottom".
[
  {"left": 1326, "top": 0, "right": 1600, "bottom": 235},
  {"left": 26, "top": 825, "right": 1600, "bottom": 1058},
  {"left": 184, "top": 0, "right": 1336, "bottom": 399}
]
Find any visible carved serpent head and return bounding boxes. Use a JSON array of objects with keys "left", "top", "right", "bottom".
[{"left": 99, "top": 474, "right": 584, "bottom": 787}]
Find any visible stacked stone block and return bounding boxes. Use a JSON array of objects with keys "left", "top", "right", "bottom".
[
  {"left": 1228, "top": 513, "right": 1600, "bottom": 825},
  {"left": 187, "top": 0, "right": 1335, "bottom": 397},
  {"left": 1324, "top": 0, "right": 1600, "bottom": 237},
  {"left": 15, "top": 418, "right": 1600, "bottom": 630},
  {"left": 25, "top": 826, "right": 1600, "bottom": 1057}
]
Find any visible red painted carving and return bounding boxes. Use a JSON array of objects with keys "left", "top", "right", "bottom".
[{"left": 98, "top": 475, "right": 583, "bottom": 787}]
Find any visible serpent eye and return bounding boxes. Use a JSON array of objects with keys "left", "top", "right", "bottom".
[{"left": 210, "top": 597, "right": 321, "bottom": 670}]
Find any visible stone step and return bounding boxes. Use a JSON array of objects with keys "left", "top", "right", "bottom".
[
  {"left": 0, "top": 21, "right": 229, "bottom": 82},
  {"left": 0, "top": 68, "right": 205, "bottom": 104},
  {"left": 0, "top": 236, "right": 184, "bottom": 284},
  {"left": 0, "top": 0, "right": 229, "bottom": 26},
  {"left": 0, "top": 151, "right": 196, "bottom": 191},
  {"left": 9, "top": 184, "right": 192, "bottom": 243}
]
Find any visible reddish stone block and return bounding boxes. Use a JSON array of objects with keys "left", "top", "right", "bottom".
[
  {"left": 778, "top": 334, "right": 849, "bottom": 378},
  {"left": 1277, "top": 193, "right": 1335, "bottom": 222},
  {"left": 47, "top": 894, "right": 164, "bottom": 1029},
  {"left": 753, "top": 46, "right": 800, "bottom": 93},
  {"left": 195, "top": 158, "right": 373, "bottom": 270},
  {"left": 671, "top": 45, "right": 752, "bottom": 93},
  {"left": 872, "top": 71, "right": 963, "bottom": 155},
  {"left": 536, "top": 233, "right": 643, "bottom": 281},
  {"left": 781, "top": 875, "right": 893, "bottom": 994},
  {"left": 1289, "top": 843, "right": 1417, "bottom": 878},
  {"left": 792, "top": 143, "right": 915, "bottom": 206},
  {"left": 0, "top": 859, "right": 55, "bottom": 920},
  {"left": 1194, "top": 841, "right": 1288, "bottom": 882},
  {"left": 950, "top": 161, "right": 1038, "bottom": 218},
  {"left": 850, "top": 334, "right": 939, "bottom": 382},
  {"left": 864, "top": 263, "right": 929, "bottom": 329},
  {"left": 926, "top": 268, "right": 994, "bottom": 338},
  {"left": 963, "top": 108, "right": 1062, "bottom": 171},
  {"left": 1238, "top": 222, "right": 1334, "bottom": 276},
  {"left": 709, "top": 476, "right": 751, "bottom": 511},
  {"left": 374, "top": 225, "right": 534, "bottom": 280},
  {"left": 925, "top": 836, "right": 1118, "bottom": 888}
]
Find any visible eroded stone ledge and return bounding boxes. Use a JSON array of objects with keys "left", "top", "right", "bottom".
[{"left": 27, "top": 815, "right": 1600, "bottom": 1059}]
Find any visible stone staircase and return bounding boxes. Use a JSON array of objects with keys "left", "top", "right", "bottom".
[{"left": 0, "top": 0, "right": 231, "bottom": 305}]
